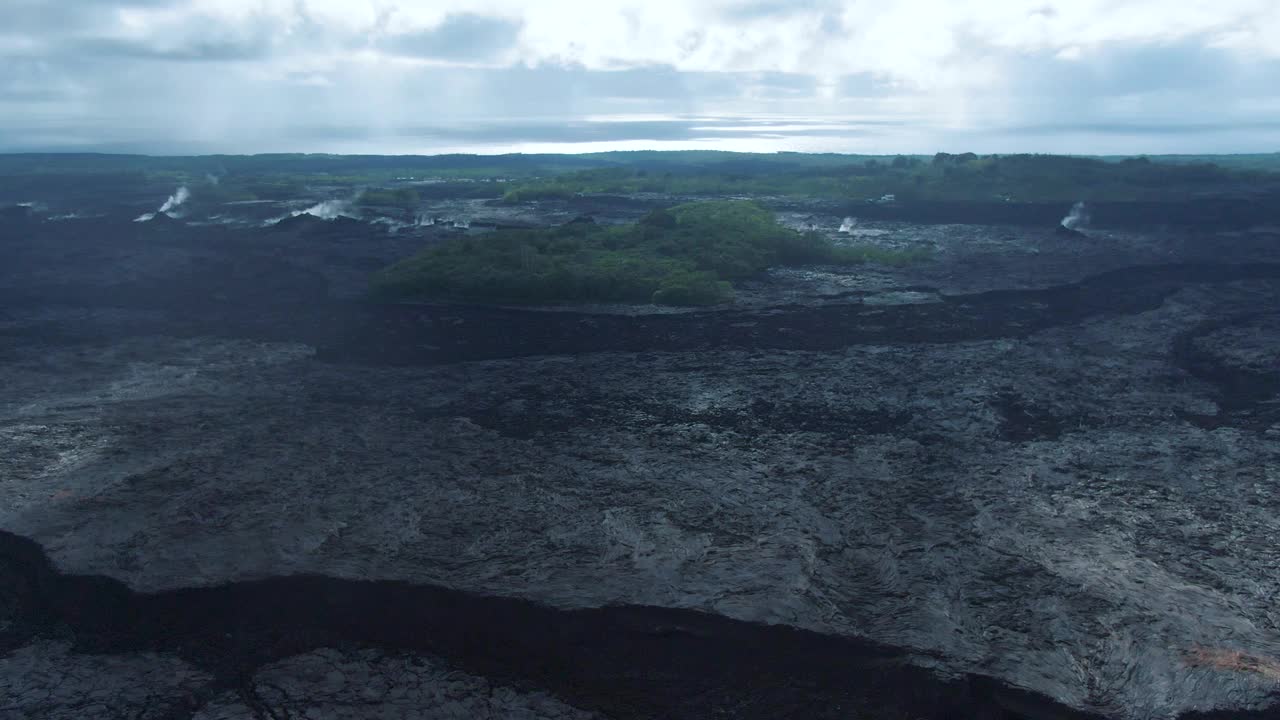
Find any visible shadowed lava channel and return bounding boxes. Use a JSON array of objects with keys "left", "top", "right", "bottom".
[
  {"left": 245, "top": 263, "right": 1280, "bottom": 366},
  {"left": 4, "top": 529, "right": 1274, "bottom": 719},
  {"left": 6, "top": 262, "right": 1280, "bottom": 370},
  {"left": 1171, "top": 311, "right": 1280, "bottom": 431},
  {"left": 0, "top": 529, "right": 1104, "bottom": 720}
]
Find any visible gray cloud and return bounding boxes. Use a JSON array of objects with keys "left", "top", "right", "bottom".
[
  {"left": 721, "top": 0, "right": 839, "bottom": 20},
  {"left": 837, "top": 73, "right": 899, "bottom": 98},
  {"left": 0, "top": 1, "right": 1277, "bottom": 154},
  {"left": 1011, "top": 41, "right": 1265, "bottom": 95},
  {"left": 985, "top": 41, "right": 1280, "bottom": 132},
  {"left": 381, "top": 13, "right": 523, "bottom": 61},
  {"left": 0, "top": 114, "right": 902, "bottom": 154},
  {"left": 6, "top": 0, "right": 173, "bottom": 28},
  {"left": 1009, "top": 121, "right": 1280, "bottom": 135},
  {"left": 75, "top": 36, "right": 271, "bottom": 62}
]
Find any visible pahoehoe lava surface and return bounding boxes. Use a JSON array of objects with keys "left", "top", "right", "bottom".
[
  {"left": 317, "top": 263, "right": 1280, "bottom": 365},
  {"left": 0, "top": 529, "right": 1101, "bottom": 720},
  {"left": 3, "top": 210, "right": 1280, "bottom": 719}
]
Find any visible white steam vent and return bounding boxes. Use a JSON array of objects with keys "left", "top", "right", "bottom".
[
  {"left": 135, "top": 185, "right": 191, "bottom": 222},
  {"left": 159, "top": 186, "right": 190, "bottom": 214},
  {"left": 1061, "top": 201, "right": 1090, "bottom": 231},
  {"left": 293, "top": 199, "right": 353, "bottom": 219}
]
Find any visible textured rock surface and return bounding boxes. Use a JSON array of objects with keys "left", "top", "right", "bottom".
[
  {"left": 190, "top": 649, "right": 600, "bottom": 720},
  {"left": 0, "top": 641, "right": 212, "bottom": 719},
  {"left": 3, "top": 211, "right": 1280, "bottom": 718},
  {"left": 0, "top": 641, "right": 597, "bottom": 720}
]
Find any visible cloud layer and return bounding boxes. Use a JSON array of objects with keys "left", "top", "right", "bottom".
[{"left": 2, "top": 0, "right": 1278, "bottom": 153}]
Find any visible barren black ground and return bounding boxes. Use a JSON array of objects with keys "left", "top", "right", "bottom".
[{"left": 3, "top": 169, "right": 1280, "bottom": 719}]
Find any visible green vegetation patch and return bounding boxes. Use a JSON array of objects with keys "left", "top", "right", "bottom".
[
  {"left": 3, "top": 151, "right": 1275, "bottom": 208},
  {"left": 370, "top": 201, "right": 927, "bottom": 306},
  {"left": 499, "top": 153, "right": 1275, "bottom": 204}
]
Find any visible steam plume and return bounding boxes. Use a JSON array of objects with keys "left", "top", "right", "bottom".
[
  {"left": 264, "top": 198, "right": 357, "bottom": 226},
  {"left": 135, "top": 186, "right": 191, "bottom": 221},
  {"left": 159, "top": 186, "right": 191, "bottom": 214},
  {"left": 1060, "top": 201, "right": 1090, "bottom": 231},
  {"left": 293, "top": 199, "right": 352, "bottom": 219}
]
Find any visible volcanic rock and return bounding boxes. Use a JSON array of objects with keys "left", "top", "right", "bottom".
[
  {"left": 0, "top": 204, "right": 33, "bottom": 222},
  {"left": 3, "top": 209, "right": 1280, "bottom": 719}
]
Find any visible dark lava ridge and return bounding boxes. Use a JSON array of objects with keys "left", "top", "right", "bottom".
[{"left": 0, "top": 529, "right": 1101, "bottom": 720}]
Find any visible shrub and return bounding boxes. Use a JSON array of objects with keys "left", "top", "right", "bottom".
[{"left": 370, "top": 200, "right": 926, "bottom": 306}]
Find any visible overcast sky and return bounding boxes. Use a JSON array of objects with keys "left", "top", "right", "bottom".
[{"left": 3, "top": 0, "right": 1279, "bottom": 155}]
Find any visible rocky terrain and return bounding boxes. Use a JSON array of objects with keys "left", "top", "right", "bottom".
[{"left": 2, "top": 197, "right": 1280, "bottom": 719}]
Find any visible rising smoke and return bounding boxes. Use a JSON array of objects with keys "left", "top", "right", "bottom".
[
  {"left": 263, "top": 198, "right": 357, "bottom": 226},
  {"left": 1061, "top": 201, "right": 1090, "bottom": 231},
  {"left": 135, "top": 186, "right": 192, "bottom": 222},
  {"left": 293, "top": 199, "right": 353, "bottom": 219},
  {"left": 159, "top": 186, "right": 191, "bottom": 214},
  {"left": 838, "top": 217, "right": 857, "bottom": 233}
]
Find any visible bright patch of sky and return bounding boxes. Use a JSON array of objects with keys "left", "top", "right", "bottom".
[{"left": 2, "top": 0, "right": 1278, "bottom": 153}]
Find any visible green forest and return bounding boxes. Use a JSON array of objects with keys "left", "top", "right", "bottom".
[
  {"left": 370, "top": 201, "right": 927, "bottom": 306},
  {"left": 498, "top": 153, "right": 1274, "bottom": 204},
  {"left": 3, "top": 151, "right": 1276, "bottom": 208}
]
